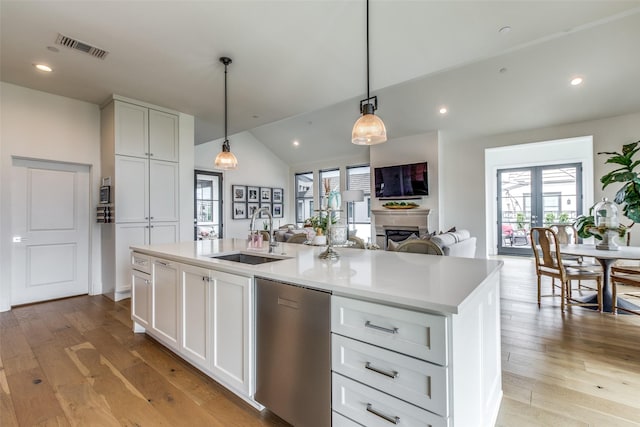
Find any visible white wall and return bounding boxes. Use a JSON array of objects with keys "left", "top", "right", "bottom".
[
  {"left": 195, "top": 131, "right": 291, "bottom": 239},
  {"left": 371, "top": 131, "right": 440, "bottom": 232},
  {"left": 0, "top": 82, "right": 102, "bottom": 311},
  {"left": 441, "top": 111, "right": 640, "bottom": 258}
]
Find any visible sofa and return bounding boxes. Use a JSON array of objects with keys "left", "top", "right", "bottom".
[
  {"left": 429, "top": 229, "right": 477, "bottom": 257},
  {"left": 388, "top": 229, "right": 477, "bottom": 258}
]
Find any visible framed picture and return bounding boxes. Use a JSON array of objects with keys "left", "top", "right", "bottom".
[
  {"left": 272, "top": 188, "right": 283, "bottom": 203},
  {"left": 260, "top": 187, "right": 272, "bottom": 202},
  {"left": 247, "top": 202, "right": 260, "bottom": 218},
  {"left": 232, "top": 202, "right": 247, "bottom": 219},
  {"left": 259, "top": 203, "right": 271, "bottom": 218},
  {"left": 232, "top": 185, "right": 246, "bottom": 202},
  {"left": 247, "top": 186, "right": 259, "bottom": 202},
  {"left": 273, "top": 203, "right": 283, "bottom": 218}
]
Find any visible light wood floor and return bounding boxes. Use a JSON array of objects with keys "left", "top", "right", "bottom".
[{"left": 1, "top": 257, "right": 639, "bottom": 426}]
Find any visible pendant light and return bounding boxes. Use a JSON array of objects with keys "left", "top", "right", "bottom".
[
  {"left": 352, "top": 0, "right": 387, "bottom": 145},
  {"left": 214, "top": 56, "right": 238, "bottom": 169}
]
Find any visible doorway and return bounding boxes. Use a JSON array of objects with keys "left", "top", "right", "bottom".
[
  {"left": 10, "top": 158, "right": 90, "bottom": 305},
  {"left": 194, "top": 170, "right": 223, "bottom": 240},
  {"left": 498, "top": 163, "right": 583, "bottom": 256}
]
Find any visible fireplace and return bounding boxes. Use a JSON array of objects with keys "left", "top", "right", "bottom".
[{"left": 372, "top": 209, "right": 431, "bottom": 249}]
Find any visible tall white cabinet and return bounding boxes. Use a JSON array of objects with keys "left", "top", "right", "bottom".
[{"left": 101, "top": 96, "right": 181, "bottom": 301}]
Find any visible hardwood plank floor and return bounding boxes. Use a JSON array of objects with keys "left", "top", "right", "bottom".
[{"left": 0, "top": 257, "right": 639, "bottom": 426}]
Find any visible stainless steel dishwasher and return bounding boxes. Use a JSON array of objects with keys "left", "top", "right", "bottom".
[{"left": 255, "top": 277, "right": 331, "bottom": 427}]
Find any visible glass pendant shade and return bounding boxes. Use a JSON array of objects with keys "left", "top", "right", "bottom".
[
  {"left": 214, "top": 140, "right": 238, "bottom": 169},
  {"left": 352, "top": 111, "right": 387, "bottom": 145}
]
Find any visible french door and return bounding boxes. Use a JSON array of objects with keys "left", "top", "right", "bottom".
[
  {"left": 498, "top": 163, "right": 582, "bottom": 256},
  {"left": 194, "top": 171, "right": 223, "bottom": 240}
]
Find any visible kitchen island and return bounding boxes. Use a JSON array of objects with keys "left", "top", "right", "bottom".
[{"left": 130, "top": 239, "right": 503, "bottom": 427}]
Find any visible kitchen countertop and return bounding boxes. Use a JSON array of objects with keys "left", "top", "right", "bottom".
[{"left": 131, "top": 238, "right": 503, "bottom": 315}]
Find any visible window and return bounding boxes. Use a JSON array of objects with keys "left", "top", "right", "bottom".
[
  {"left": 194, "top": 171, "right": 222, "bottom": 239},
  {"left": 347, "top": 165, "right": 371, "bottom": 241},
  {"left": 295, "top": 172, "right": 314, "bottom": 227},
  {"left": 319, "top": 168, "right": 340, "bottom": 199}
]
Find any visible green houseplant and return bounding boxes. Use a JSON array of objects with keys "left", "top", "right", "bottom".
[{"left": 576, "top": 139, "right": 640, "bottom": 239}]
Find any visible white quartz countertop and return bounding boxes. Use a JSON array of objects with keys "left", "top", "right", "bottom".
[{"left": 130, "top": 239, "right": 503, "bottom": 315}]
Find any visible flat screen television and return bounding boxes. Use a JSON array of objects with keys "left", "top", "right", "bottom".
[{"left": 374, "top": 161, "right": 429, "bottom": 199}]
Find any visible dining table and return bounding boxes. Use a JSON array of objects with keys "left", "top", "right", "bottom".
[{"left": 560, "top": 243, "right": 640, "bottom": 313}]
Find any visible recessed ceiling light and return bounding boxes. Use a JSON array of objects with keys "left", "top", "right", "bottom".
[
  {"left": 570, "top": 77, "right": 583, "bottom": 86},
  {"left": 34, "top": 64, "right": 52, "bottom": 72},
  {"left": 439, "top": 107, "right": 448, "bottom": 115},
  {"left": 499, "top": 26, "right": 512, "bottom": 34},
  {"left": 293, "top": 140, "right": 300, "bottom": 147}
]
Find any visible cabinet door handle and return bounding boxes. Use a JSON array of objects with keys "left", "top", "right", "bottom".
[
  {"left": 144, "top": 279, "right": 150, "bottom": 284},
  {"left": 365, "top": 362, "right": 398, "bottom": 379},
  {"left": 202, "top": 276, "right": 210, "bottom": 282},
  {"left": 366, "top": 403, "right": 400, "bottom": 424},
  {"left": 365, "top": 320, "right": 398, "bottom": 334},
  {"left": 145, "top": 217, "right": 149, "bottom": 220},
  {"left": 150, "top": 225, "right": 154, "bottom": 228},
  {"left": 150, "top": 216, "right": 154, "bottom": 220},
  {"left": 149, "top": 153, "right": 154, "bottom": 156}
]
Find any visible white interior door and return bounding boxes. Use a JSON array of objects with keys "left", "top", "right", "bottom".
[{"left": 11, "top": 158, "right": 90, "bottom": 305}]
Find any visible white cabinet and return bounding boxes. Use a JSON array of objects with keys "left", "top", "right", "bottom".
[
  {"left": 114, "top": 100, "right": 178, "bottom": 162},
  {"left": 331, "top": 296, "right": 449, "bottom": 425},
  {"left": 149, "top": 109, "right": 179, "bottom": 162},
  {"left": 101, "top": 96, "right": 181, "bottom": 301},
  {"left": 131, "top": 254, "right": 254, "bottom": 401},
  {"left": 115, "top": 156, "right": 148, "bottom": 223},
  {"left": 331, "top": 273, "right": 503, "bottom": 427},
  {"left": 131, "top": 269, "right": 151, "bottom": 330},
  {"left": 115, "top": 156, "right": 178, "bottom": 224},
  {"left": 148, "top": 160, "right": 179, "bottom": 222},
  {"left": 179, "top": 263, "right": 210, "bottom": 368},
  {"left": 211, "top": 269, "right": 253, "bottom": 395},
  {"left": 151, "top": 257, "right": 179, "bottom": 349}
]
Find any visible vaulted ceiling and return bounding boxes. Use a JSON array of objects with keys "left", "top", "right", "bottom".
[{"left": 2, "top": 1, "right": 640, "bottom": 165}]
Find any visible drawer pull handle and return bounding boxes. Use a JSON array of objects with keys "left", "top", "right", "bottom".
[
  {"left": 156, "top": 261, "right": 171, "bottom": 267},
  {"left": 366, "top": 403, "right": 400, "bottom": 424},
  {"left": 365, "top": 320, "right": 398, "bottom": 334},
  {"left": 135, "top": 260, "right": 147, "bottom": 265},
  {"left": 365, "top": 362, "right": 398, "bottom": 379}
]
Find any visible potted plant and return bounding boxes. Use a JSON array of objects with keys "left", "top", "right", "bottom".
[{"left": 576, "top": 139, "right": 640, "bottom": 240}]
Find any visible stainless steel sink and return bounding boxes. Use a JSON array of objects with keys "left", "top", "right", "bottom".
[{"left": 211, "top": 253, "right": 286, "bottom": 265}]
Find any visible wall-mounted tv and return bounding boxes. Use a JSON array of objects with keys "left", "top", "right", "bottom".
[{"left": 374, "top": 161, "right": 428, "bottom": 199}]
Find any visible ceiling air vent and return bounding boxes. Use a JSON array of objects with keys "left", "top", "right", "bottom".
[{"left": 55, "top": 33, "right": 109, "bottom": 59}]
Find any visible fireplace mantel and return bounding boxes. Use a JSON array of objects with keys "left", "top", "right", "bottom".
[{"left": 372, "top": 209, "right": 431, "bottom": 248}]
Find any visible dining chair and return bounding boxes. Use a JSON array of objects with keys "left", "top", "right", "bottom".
[
  {"left": 610, "top": 266, "right": 640, "bottom": 315},
  {"left": 346, "top": 236, "right": 365, "bottom": 249},
  {"left": 286, "top": 233, "right": 308, "bottom": 244},
  {"left": 550, "top": 223, "right": 600, "bottom": 291},
  {"left": 395, "top": 239, "right": 444, "bottom": 255},
  {"left": 530, "top": 227, "right": 603, "bottom": 311}
]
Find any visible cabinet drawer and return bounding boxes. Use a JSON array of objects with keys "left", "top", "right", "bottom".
[
  {"left": 131, "top": 252, "right": 151, "bottom": 274},
  {"left": 333, "top": 373, "right": 447, "bottom": 427},
  {"left": 332, "top": 296, "right": 447, "bottom": 365},
  {"left": 333, "top": 411, "right": 363, "bottom": 427},
  {"left": 332, "top": 334, "right": 448, "bottom": 416}
]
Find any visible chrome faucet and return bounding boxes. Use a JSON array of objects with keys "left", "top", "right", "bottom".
[{"left": 250, "top": 207, "right": 277, "bottom": 249}]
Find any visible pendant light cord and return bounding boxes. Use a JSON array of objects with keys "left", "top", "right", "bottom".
[
  {"left": 366, "top": 0, "right": 370, "bottom": 102},
  {"left": 224, "top": 61, "right": 228, "bottom": 141}
]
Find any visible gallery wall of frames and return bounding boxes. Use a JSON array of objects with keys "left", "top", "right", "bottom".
[{"left": 231, "top": 185, "right": 284, "bottom": 219}]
